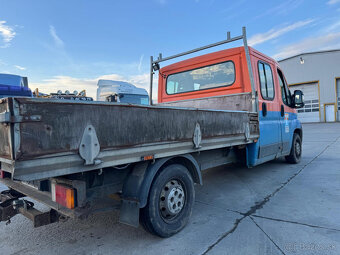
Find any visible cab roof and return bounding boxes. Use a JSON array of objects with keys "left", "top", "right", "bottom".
[{"left": 159, "top": 46, "right": 278, "bottom": 74}]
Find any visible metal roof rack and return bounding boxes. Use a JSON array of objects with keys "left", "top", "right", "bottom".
[{"left": 149, "top": 27, "right": 257, "bottom": 113}]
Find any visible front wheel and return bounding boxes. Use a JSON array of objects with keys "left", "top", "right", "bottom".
[
  {"left": 140, "top": 164, "right": 195, "bottom": 237},
  {"left": 285, "top": 133, "right": 302, "bottom": 164}
]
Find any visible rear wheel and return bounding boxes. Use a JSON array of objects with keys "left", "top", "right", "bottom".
[
  {"left": 140, "top": 164, "right": 195, "bottom": 237},
  {"left": 285, "top": 133, "right": 302, "bottom": 164}
]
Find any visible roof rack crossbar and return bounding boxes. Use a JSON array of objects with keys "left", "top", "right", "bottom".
[{"left": 152, "top": 35, "right": 243, "bottom": 65}]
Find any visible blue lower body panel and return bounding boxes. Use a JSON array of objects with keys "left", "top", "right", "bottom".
[{"left": 246, "top": 110, "right": 301, "bottom": 167}]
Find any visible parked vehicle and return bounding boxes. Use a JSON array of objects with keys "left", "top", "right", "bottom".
[
  {"left": 34, "top": 89, "right": 93, "bottom": 101},
  {"left": 0, "top": 27, "right": 304, "bottom": 237},
  {"left": 0, "top": 73, "right": 32, "bottom": 98},
  {"left": 96, "top": 79, "right": 149, "bottom": 104}
]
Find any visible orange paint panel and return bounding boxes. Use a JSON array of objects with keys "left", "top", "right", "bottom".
[
  {"left": 158, "top": 47, "right": 252, "bottom": 103},
  {"left": 157, "top": 45, "right": 297, "bottom": 116}
]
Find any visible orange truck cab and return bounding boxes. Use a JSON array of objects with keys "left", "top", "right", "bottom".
[{"left": 153, "top": 29, "right": 304, "bottom": 167}]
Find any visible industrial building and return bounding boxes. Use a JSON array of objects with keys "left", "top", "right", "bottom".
[{"left": 278, "top": 49, "right": 340, "bottom": 123}]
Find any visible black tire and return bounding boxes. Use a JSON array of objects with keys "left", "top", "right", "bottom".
[
  {"left": 140, "top": 164, "right": 195, "bottom": 237},
  {"left": 285, "top": 133, "right": 302, "bottom": 164}
]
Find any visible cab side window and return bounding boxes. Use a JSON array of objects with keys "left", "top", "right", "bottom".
[
  {"left": 277, "top": 69, "right": 291, "bottom": 106},
  {"left": 258, "top": 61, "right": 275, "bottom": 100}
]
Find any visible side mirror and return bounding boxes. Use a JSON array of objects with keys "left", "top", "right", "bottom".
[{"left": 293, "top": 90, "right": 304, "bottom": 108}]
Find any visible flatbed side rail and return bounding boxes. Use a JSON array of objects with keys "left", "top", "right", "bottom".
[{"left": 149, "top": 27, "right": 258, "bottom": 113}]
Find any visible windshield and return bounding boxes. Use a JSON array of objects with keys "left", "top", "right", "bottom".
[{"left": 120, "top": 94, "right": 149, "bottom": 105}]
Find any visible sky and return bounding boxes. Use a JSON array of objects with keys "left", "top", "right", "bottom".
[{"left": 0, "top": 0, "right": 340, "bottom": 100}]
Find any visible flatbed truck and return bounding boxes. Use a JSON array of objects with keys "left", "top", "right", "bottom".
[{"left": 0, "top": 27, "right": 304, "bottom": 237}]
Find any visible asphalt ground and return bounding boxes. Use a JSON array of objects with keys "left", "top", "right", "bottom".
[{"left": 1, "top": 123, "right": 339, "bottom": 255}]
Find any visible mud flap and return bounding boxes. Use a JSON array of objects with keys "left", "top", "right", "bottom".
[{"left": 119, "top": 199, "right": 140, "bottom": 227}]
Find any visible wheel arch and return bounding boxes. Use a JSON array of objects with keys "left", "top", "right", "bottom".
[
  {"left": 122, "top": 154, "right": 201, "bottom": 208},
  {"left": 159, "top": 155, "right": 202, "bottom": 186},
  {"left": 294, "top": 128, "right": 303, "bottom": 141},
  {"left": 138, "top": 154, "right": 201, "bottom": 208},
  {"left": 119, "top": 154, "right": 201, "bottom": 227}
]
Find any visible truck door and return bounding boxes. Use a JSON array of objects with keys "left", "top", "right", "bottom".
[
  {"left": 277, "top": 68, "right": 293, "bottom": 155},
  {"left": 257, "top": 61, "right": 281, "bottom": 159}
]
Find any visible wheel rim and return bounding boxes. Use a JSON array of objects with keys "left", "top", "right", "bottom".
[
  {"left": 159, "top": 179, "right": 185, "bottom": 221},
  {"left": 295, "top": 140, "right": 301, "bottom": 157}
]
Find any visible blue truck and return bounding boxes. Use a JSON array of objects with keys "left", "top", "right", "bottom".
[{"left": 0, "top": 74, "right": 32, "bottom": 98}]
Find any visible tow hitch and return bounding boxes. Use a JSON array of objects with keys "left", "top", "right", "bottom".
[{"left": 0, "top": 190, "right": 59, "bottom": 227}]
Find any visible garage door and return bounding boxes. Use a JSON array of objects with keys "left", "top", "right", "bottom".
[
  {"left": 290, "top": 82, "right": 320, "bottom": 123},
  {"left": 337, "top": 79, "right": 340, "bottom": 121}
]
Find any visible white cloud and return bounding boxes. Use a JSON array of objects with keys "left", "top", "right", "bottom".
[
  {"left": 138, "top": 54, "right": 144, "bottom": 72},
  {"left": 31, "top": 76, "right": 98, "bottom": 98},
  {"left": 14, "top": 65, "right": 26, "bottom": 70},
  {"left": 30, "top": 73, "right": 153, "bottom": 100},
  {"left": 272, "top": 32, "right": 340, "bottom": 59},
  {"left": 49, "top": 25, "right": 64, "bottom": 48},
  {"left": 325, "top": 20, "right": 340, "bottom": 32},
  {"left": 327, "top": 0, "right": 340, "bottom": 5},
  {"left": 0, "top": 21, "right": 16, "bottom": 48},
  {"left": 254, "top": 0, "right": 303, "bottom": 20},
  {"left": 249, "top": 19, "right": 314, "bottom": 46}
]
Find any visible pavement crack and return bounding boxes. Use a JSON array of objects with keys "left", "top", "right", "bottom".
[
  {"left": 252, "top": 215, "right": 340, "bottom": 232},
  {"left": 241, "top": 135, "right": 340, "bottom": 217},
  {"left": 201, "top": 215, "right": 246, "bottom": 255},
  {"left": 200, "top": 135, "right": 340, "bottom": 255},
  {"left": 249, "top": 216, "right": 286, "bottom": 255}
]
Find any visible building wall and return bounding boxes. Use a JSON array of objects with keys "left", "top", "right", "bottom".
[{"left": 279, "top": 50, "right": 340, "bottom": 122}]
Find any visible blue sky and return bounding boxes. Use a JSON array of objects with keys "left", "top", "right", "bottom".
[{"left": 0, "top": 0, "right": 340, "bottom": 99}]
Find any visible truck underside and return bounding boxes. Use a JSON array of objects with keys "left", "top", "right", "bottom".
[{"left": 0, "top": 147, "right": 241, "bottom": 228}]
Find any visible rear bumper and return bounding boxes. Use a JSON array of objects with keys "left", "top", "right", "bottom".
[
  {"left": 0, "top": 178, "right": 77, "bottom": 221},
  {"left": 0, "top": 178, "right": 121, "bottom": 227},
  {"left": 0, "top": 187, "right": 60, "bottom": 227}
]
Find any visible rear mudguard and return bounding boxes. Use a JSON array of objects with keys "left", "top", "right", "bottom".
[{"left": 119, "top": 154, "right": 201, "bottom": 227}]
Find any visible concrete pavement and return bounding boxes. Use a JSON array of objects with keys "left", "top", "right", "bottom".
[{"left": 0, "top": 123, "right": 339, "bottom": 254}]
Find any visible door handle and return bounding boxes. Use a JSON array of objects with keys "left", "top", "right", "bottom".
[
  {"left": 281, "top": 105, "right": 284, "bottom": 117},
  {"left": 262, "top": 102, "right": 267, "bottom": 117}
]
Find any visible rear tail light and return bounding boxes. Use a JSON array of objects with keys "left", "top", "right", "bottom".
[
  {"left": 0, "top": 170, "right": 10, "bottom": 179},
  {"left": 51, "top": 182, "right": 76, "bottom": 209}
]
